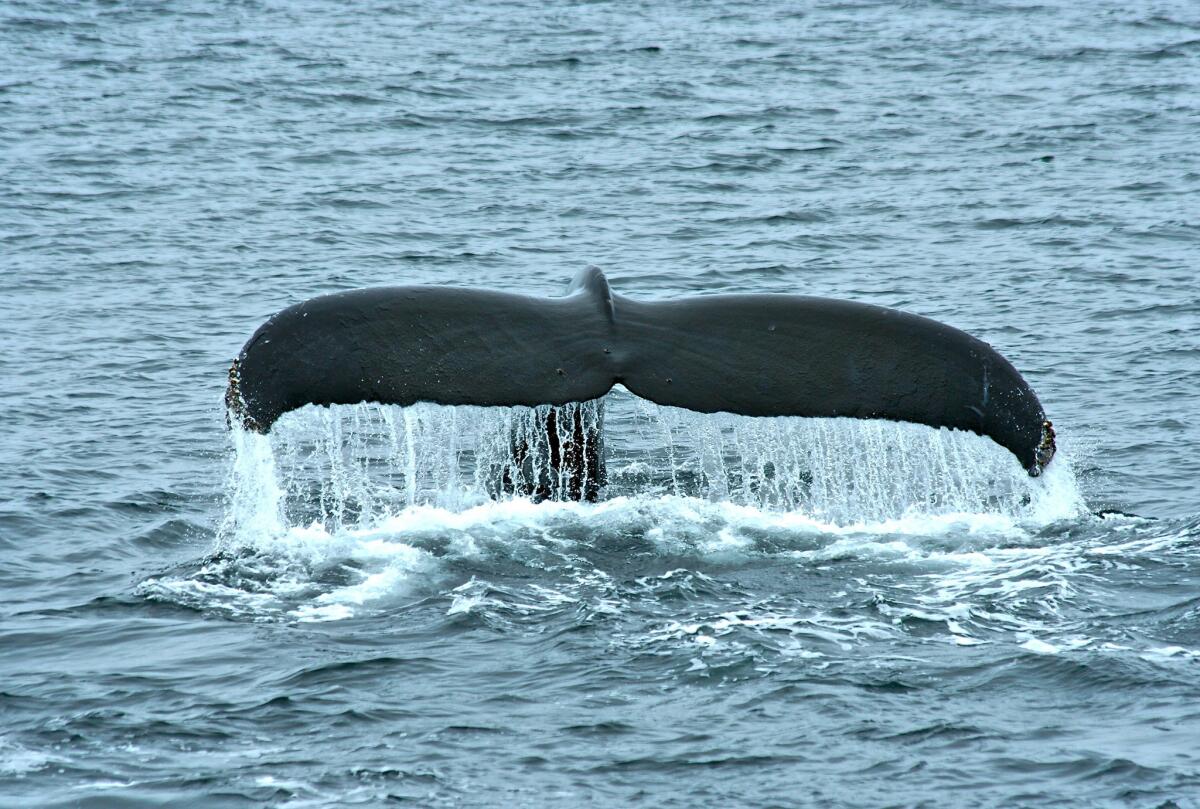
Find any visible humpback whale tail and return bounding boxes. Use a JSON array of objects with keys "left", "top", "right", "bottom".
[{"left": 227, "top": 268, "right": 1055, "bottom": 500}]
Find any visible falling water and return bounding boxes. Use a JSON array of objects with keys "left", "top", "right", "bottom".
[{"left": 221, "top": 387, "right": 1083, "bottom": 545}]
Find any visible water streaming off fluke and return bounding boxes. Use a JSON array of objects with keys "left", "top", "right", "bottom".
[{"left": 221, "top": 387, "right": 1084, "bottom": 546}]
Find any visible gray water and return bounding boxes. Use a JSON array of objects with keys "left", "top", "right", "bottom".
[{"left": 3, "top": 0, "right": 1200, "bottom": 806}]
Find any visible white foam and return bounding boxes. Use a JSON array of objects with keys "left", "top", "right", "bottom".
[
  {"left": 189, "top": 400, "right": 1093, "bottom": 623},
  {"left": 0, "top": 737, "right": 51, "bottom": 777},
  {"left": 1020, "top": 637, "right": 1061, "bottom": 654}
]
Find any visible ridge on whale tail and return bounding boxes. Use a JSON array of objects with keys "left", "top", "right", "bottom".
[{"left": 226, "top": 267, "right": 1056, "bottom": 499}]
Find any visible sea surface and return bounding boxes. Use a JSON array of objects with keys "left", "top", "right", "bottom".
[{"left": 3, "top": 0, "right": 1199, "bottom": 806}]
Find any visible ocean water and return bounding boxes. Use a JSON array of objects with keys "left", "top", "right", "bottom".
[{"left": 3, "top": 0, "right": 1199, "bottom": 806}]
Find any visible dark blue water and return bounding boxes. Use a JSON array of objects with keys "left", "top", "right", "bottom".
[{"left": 3, "top": 1, "right": 1199, "bottom": 806}]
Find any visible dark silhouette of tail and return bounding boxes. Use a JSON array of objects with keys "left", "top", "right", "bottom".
[{"left": 227, "top": 267, "right": 1055, "bottom": 483}]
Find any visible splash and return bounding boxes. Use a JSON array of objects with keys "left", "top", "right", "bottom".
[
  {"left": 220, "top": 388, "right": 1084, "bottom": 543},
  {"left": 164, "top": 391, "right": 1089, "bottom": 624}
]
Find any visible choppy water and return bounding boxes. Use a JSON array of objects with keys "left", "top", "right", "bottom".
[{"left": 3, "top": 0, "right": 1199, "bottom": 806}]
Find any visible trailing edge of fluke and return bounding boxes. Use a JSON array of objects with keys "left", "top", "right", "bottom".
[{"left": 226, "top": 267, "right": 1056, "bottom": 476}]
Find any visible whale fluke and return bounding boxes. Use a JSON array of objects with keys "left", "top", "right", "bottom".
[{"left": 227, "top": 267, "right": 1055, "bottom": 478}]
